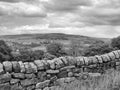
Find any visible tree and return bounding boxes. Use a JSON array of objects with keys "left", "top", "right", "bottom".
[
  {"left": 12, "top": 50, "right": 44, "bottom": 62},
  {"left": 83, "top": 43, "right": 114, "bottom": 56},
  {"left": 67, "top": 40, "right": 82, "bottom": 57},
  {"left": 111, "top": 36, "right": 120, "bottom": 49},
  {"left": 0, "top": 40, "right": 12, "bottom": 62},
  {"left": 46, "top": 42, "right": 66, "bottom": 57}
]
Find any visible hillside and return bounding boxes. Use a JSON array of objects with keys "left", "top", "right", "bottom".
[{"left": 0, "top": 33, "right": 110, "bottom": 52}]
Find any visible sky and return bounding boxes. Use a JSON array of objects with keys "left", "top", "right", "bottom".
[{"left": 0, "top": 0, "right": 120, "bottom": 38}]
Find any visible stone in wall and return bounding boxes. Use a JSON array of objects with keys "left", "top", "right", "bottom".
[
  {"left": 12, "top": 73, "right": 25, "bottom": 79},
  {"left": 0, "top": 73, "right": 11, "bottom": 84},
  {"left": 101, "top": 54, "right": 111, "bottom": 62},
  {"left": 83, "top": 57, "right": 89, "bottom": 65},
  {"left": 21, "top": 78, "right": 38, "bottom": 87},
  {"left": 12, "top": 61, "right": 20, "bottom": 73},
  {"left": 113, "top": 51, "right": 120, "bottom": 59},
  {"left": 108, "top": 52, "right": 116, "bottom": 60},
  {"left": 41, "top": 60, "right": 49, "bottom": 70},
  {"left": 29, "top": 62, "right": 38, "bottom": 73},
  {"left": 66, "top": 56, "right": 76, "bottom": 65},
  {"left": 34, "top": 60, "right": 45, "bottom": 70},
  {"left": 60, "top": 65, "right": 75, "bottom": 71},
  {"left": 0, "top": 63, "right": 4, "bottom": 74},
  {"left": 24, "top": 62, "right": 33, "bottom": 74},
  {"left": 37, "top": 71, "right": 47, "bottom": 82},
  {"left": 59, "top": 57, "right": 69, "bottom": 65},
  {"left": 36, "top": 80, "right": 50, "bottom": 89},
  {"left": 57, "top": 70, "right": 68, "bottom": 78},
  {"left": 54, "top": 58, "right": 64, "bottom": 69},
  {"left": 95, "top": 55, "right": 103, "bottom": 63},
  {"left": 3, "top": 61, "right": 12, "bottom": 72},
  {"left": 10, "top": 79, "right": 20, "bottom": 85},
  {"left": 47, "top": 60, "right": 55, "bottom": 70},
  {"left": 46, "top": 70, "right": 59, "bottom": 74},
  {"left": 25, "top": 73, "right": 36, "bottom": 79},
  {"left": 18, "top": 61, "right": 26, "bottom": 73},
  {"left": 76, "top": 57, "right": 84, "bottom": 67}
]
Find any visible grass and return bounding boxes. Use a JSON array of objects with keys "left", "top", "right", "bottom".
[{"left": 50, "top": 69, "right": 120, "bottom": 90}]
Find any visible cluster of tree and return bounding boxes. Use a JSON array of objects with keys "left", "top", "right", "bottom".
[{"left": 1, "top": 36, "right": 120, "bottom": 62}]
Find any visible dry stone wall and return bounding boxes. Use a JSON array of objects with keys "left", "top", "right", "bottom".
[{"left": 0, "top": 50, "right": 120, "bottom": 90}]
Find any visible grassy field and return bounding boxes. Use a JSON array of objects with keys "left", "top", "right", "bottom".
[{"left": 50, "top": 69, "right": 120, "bottom": 90}]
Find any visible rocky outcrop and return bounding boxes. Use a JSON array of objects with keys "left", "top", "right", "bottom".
[{"left": 0, "top": 50, "right": 120, "bottom": 90}]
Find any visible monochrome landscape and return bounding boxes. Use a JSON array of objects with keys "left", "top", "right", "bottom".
[{"left": 0, "top": 0, "right": 120, "bottom": 90}]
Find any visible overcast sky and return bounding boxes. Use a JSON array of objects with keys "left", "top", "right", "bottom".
[{"left": 0, "top": 0, "right": 120, "bottom": 38}]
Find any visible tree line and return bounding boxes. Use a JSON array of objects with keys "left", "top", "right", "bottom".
[{"left": 0, "top": 36, "right": 120, "bottom": 62}]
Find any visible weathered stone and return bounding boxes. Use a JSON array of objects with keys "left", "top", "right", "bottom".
[
  {"left": 95, "top": 55, "right": 103, "bottom": 63},
  {"left": 29, "top": 62, "right": 37, "bottom": 73},
  {"left": 56, "top": 77, "right": 75, "bottom": 85},
  {"left": 21, "top": 78, "right": 38, "bottom": 87},
  {"left": 66, "top": 56, "right": 76, "bottom": 65},
  {"left": 12, "top": 73, "right": 25, "bottom": 79},
  {"left": 60, "top": 57, "right": 68, "bottom": 65},
  {"left": 92, "top": 56, "right": 99, "bottom": 64},
  {"left": 50, "top": 76, "right": 57, "bottom": 83},
  {"left": 34, "top": 60, "right": 45, "bottom": 70},
  {"left": 41, "top": 60, "right": 49, "bottom": 70},
  {"left": 54, "top": 58, "right": 64, "bottom": 69},
  {"left": 101, "top": 54, "right": 111, "bottom": 62},
  {"left": 11, "top": 83, "right": 21, "bottom": 90},
  {"left": 0, "top": 63, "right": 4, "bottom": 74},
  {"left": 87, "top": 57, "right": 94, "bottom": 64},
  {"left": 57, "top": 70, "right": 68, "bottom": 78},
  {"left": 113, "top": 51, "right": 120, "bottom": 59},
  {"left": 116, "top": 62, "right": 120, "bottom": 66},
  {"left": 88, "top": 73, "right": 101, "bottom": 77},
  {"left": 10, "top": 79, "right": 20, "bottom": 84},
  {"left": 36, "top": 80, "right": 50, "bottom": 89},
  {"left": 25, "top": 74, "right": 36, "bottom": 79},
  {"left": 24, "top": 62, "right": 33, "bottom": 74},
  {"left": 68, "top": 72, "right": 73, "bottom": 77},
  {"left": 60, "top": 65, "right": 75, "bottom": 71},
  {"left": 26, "top": 85, "right": 35, "bottom": 90},
  {"left": 108, "top": 52, "right": 116, "bottom": 60},
  {"left": 64, "top": 77, "right": 75, "bottom": 83},
  {"left": 50, "top": 86, "right": 60, "bottom": 90},
  {"left": 12, "top": 61, "right": 20, "bottom": 73},
  {"left": 0, "top": 73, "right": 11, "bottom": 84},
  {"left": 117, "top": 50, "right": 120, "bottom": 56},
  {"left": 47, "top": 60, "right": 55, "bottom": 69},
  {"left": 3, "top": 61, "right": 12, "bottom": 72},
  {"left": 43, "top": 87, "right": 50, "bottom": 90},
  {"left": 0, "top": 83, "right": 11, "bottom": 90},
  {"left": 37, "top": 71, "right": 47, "bottom": 82},
  {"left": 46, "top": 70, "right": 59, "bottom": 74},
  {"left": 83, "top": 57, "right": 89, "bottom": 65},
  {"left": 76, "top": 57, "right": 84, "bottom": 66},
  {"left": 18, "top": 61, "right": 25, "bottom": 73}
]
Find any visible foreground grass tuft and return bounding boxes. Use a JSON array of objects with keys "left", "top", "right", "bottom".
[{"left": 52, "top": 69, "right": 120, "bottom": 90}]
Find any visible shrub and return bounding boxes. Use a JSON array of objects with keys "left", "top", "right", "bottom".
[
  {"left": 111, "top": 36, "right": 120, "bottom": 49},
  {"left": 0, "top": 40, "right": 12, "bottom": 62},
  {"left": 83, "top": 43, "right": 114, "bottom": 56},
  {"left": 12, "top": 50, "right": 44, "bottom": 62},
  {"left": 46, "top": 42, "right": 66, "bottom": 57}
]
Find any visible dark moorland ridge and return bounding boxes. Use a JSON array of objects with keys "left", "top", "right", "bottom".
[{"left": 0, "top": 33, "right": 110, "bottom": 42}]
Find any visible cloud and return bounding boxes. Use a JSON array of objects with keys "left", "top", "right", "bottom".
[
  {"left": 0, "top": 0, "right": 120, "bottom": 38},
  {"left": 0, "top": 24, "right": 120, "bottom": 38},
  {"left": 43, "top": 0, "right": 92, "bottom": 12},
  {"left": 0, "top": 1, "right": 47, "bottom": 17}
]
